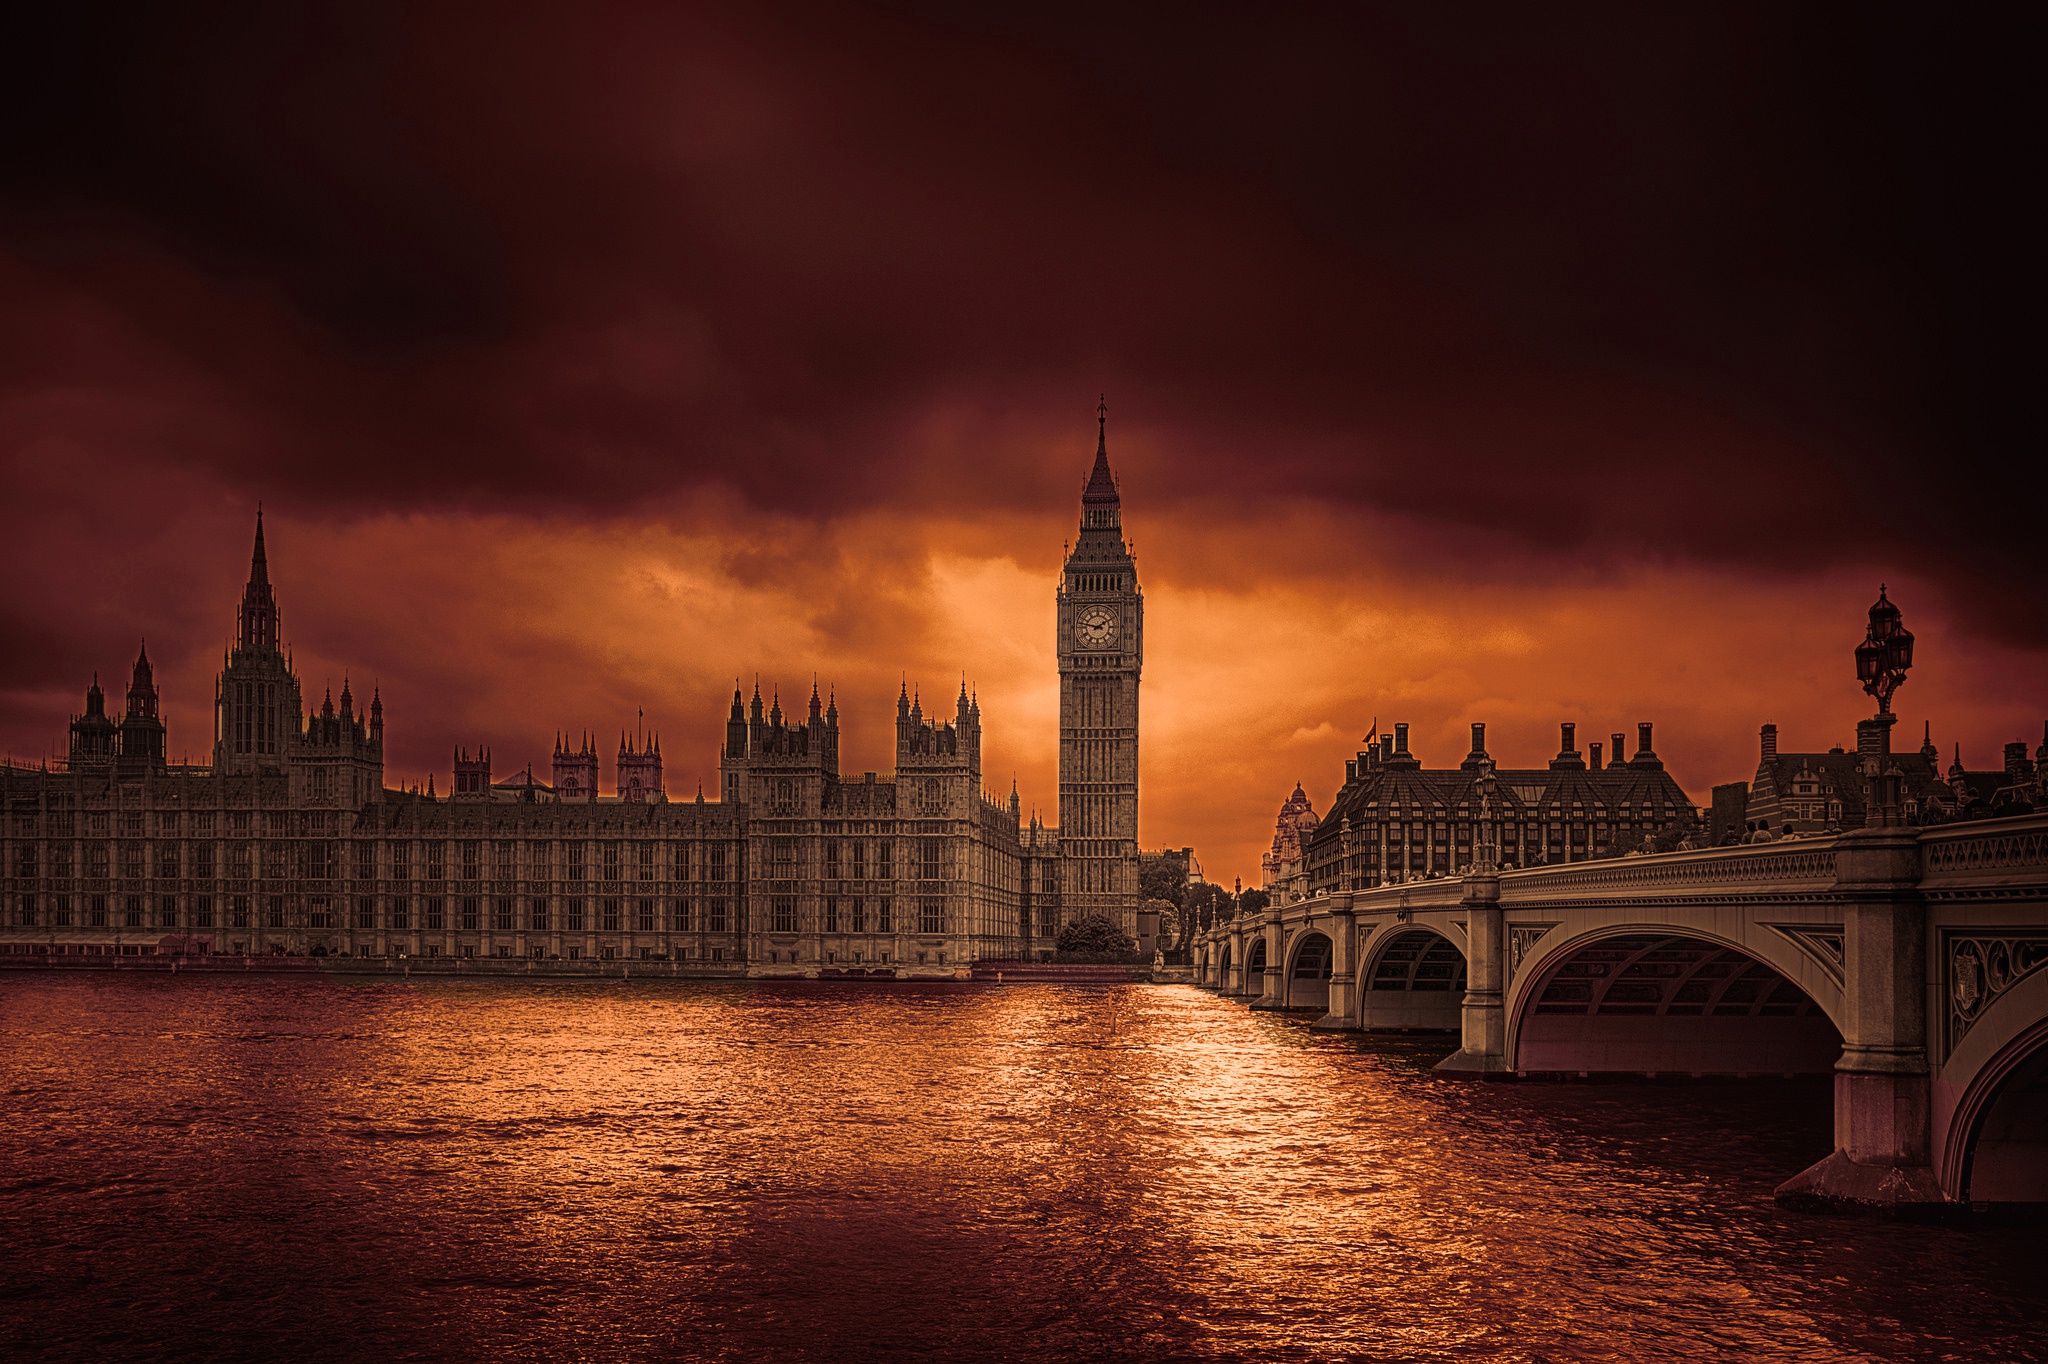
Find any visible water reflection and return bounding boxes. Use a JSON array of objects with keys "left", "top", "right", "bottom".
[{"left": 0, "top": 976, "right": 2041, "bottom": 1362}]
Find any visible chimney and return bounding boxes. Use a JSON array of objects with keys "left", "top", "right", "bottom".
[
  {"left": 1612, "top": 733, "right": 1626, "bottom": 764},
  {"left": 1761, "top": 723, "right": 1777, "bottom": 758},
  {"left": 1394, "top": 722, "right": 1410, "bottom": 757},
  {"left": 1381, "top": 733, "right": 1395, "bottom": 763},
  {"left": 1346, "top": 758, "right": 1358, "bottom": 783},
  {"left": 1461, "top": 722, "right": 1490, "bottom": 771},
  {"left": 1550, "top": 722, "right": 1586, "bottom": 770},
  {"left": 1637, "top": 723, "right": 1654, "bottom": 758},
  {"left": 1589, "top": 741, "right": 1603, "bottom": 771}
]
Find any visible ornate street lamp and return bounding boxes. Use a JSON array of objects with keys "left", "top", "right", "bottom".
[{"left": 1855, "top": 584, "right": 1915, "bottom": 716}]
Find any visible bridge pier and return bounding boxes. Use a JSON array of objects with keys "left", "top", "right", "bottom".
[
  {"left": 1223, "top": 923, "right": 1251, "bottom": 999},
  {"left": 1435, "top": 872, "right": 1508, "bottom": 1075},
  {"left": 1777, "top": 828, "right": 1945, "bottom": 1211},
  {"left": 1251, "top": 898, "right": 1286, "bottom": 1010},
  {"left": 1311, "top": 895, "right": 1358, "bottom": 1032}
]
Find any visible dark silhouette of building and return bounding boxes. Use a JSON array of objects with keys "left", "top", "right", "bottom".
[
  {"left": 0, "top": 417, "right": 1142, "bottom": 968},
  {"left": 1299, "top": 720, "right": 1697, "bottom": 895}
]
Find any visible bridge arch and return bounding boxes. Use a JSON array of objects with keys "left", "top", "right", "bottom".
[
  {"left": 1243, "top": 936, "right": 1267, "bottom": 996},
  {"left": 1940, "top": 965, "right": 2048, "bottom": 1202},
  {"left": 1214, "top": 940, "right": 1232, "bottom": 989},
  {"left": 1284, "top": 929, "right": 1333, "bottom": 1011},
  {"left": 1508, "top": 927, "right": 1842, "bottom": 1076},
  {"left": 1357, "top": 927, "right": 1466, "bottom": 1030}
]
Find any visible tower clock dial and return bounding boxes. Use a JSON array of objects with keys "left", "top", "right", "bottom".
[{"left": 1075, "top": 604, "right": 1119, "bottom": 650}]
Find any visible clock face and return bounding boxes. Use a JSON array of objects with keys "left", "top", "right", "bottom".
[{"left": 1075, "top": 605, "right": 1119, "bottom": 650}]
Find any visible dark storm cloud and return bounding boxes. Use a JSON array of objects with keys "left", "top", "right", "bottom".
[{"left": 0, "top": 3, "right": 2038, "bottom": 639}]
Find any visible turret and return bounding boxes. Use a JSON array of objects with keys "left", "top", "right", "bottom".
[
  {"left": 116, "top": 640, "right": 167, "bottom": 772},
  {"left": 453, "top": 745, "right": 491, "bottom": 798},
  {"left": 725, "top": 685, "right": 748, "bottom": 758},
  {"left": 618, "top": 725, "right": 664, "bottom": 802},
  {"left": 552, "top": 730, "right": 598, "bottom": 800},
  {"left": 214, "top": 510, "right": 305, "bottom": 773},
  {"left": 68, "top": 674, "right": 119, "bottom": 769}
]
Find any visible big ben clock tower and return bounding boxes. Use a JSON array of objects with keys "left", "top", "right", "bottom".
[{"left": 1057, "top": 398, "right": 1143, "bottom": 939}]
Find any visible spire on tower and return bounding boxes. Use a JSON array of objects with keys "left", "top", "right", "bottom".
[
  {"left": 250, "top": 506, "right": 269, "bottom": 586},
  {"left": 237, "top": 508, "right": 280, "bottom": 652},
  {"left": 1082, "top": 397, "right": 1119, "bottom": 507}
]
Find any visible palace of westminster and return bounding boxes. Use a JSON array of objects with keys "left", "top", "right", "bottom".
[
  {"left": 9, "top": 403, "right": 2041, "bottom": 972},
  {"left": 0, "top": 413, "right": 1148, "bottom": 972}
]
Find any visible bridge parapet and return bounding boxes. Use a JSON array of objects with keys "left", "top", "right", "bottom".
[
  {"left": 1343, "top": 880, "right": 1465, "bottom": 915},
  {"left": 1496, "top": 841, "right": 1839, "bottom": 907},
  {"left": 1918, "top": 815, "right": 2048, "bottom": 895}
]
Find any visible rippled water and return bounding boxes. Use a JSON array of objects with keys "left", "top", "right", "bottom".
[{"left": 0, "top": 976, "right": 2042, "bottom": 1362}]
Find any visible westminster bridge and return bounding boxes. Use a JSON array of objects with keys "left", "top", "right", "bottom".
[{"left": 1192, "top": 813, "right": 2048, "bottom": 1212}]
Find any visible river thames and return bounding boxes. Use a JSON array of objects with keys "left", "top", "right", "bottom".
[{"left": 0, "top": 975, "right": 2041, "bottom": 1362}]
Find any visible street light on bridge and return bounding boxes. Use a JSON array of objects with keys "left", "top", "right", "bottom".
[{"left": 1855, "top": 584, "right": 1915, "bottom": 716}]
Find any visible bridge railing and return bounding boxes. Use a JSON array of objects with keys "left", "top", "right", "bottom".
[
  {"left": 1192, "top": 815, "right": 2048, "bottom": 949},
  {"left": 1917, "top": 813, "right": 2048, "bottom": 891},
  {"left": 1493, "top": 838, "right": 1842, "bottom": 907}
]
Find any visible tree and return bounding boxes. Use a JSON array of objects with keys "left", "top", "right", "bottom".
[
  {"left": 1055, "top": 914, "right": 1138, "bottom": 963},
  {"left": 1138, "top": 850, "right": 1189, "bottom": 904},
  {"left": 1236, "top": 888, "right": 1271, "bottom": 918}
]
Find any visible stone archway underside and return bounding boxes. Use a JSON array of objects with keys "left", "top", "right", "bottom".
[
  {"left": 1517, "top": 933, "right": 1841, "bottom": 1075},
  {"left": 1966, "top": 1038, "right": 2048, "bottom": 1203},
  {"left": 1360, "top": 930, "right": 1465, "bottom": 1030},
  {"left": 1288, "top": 932, "right": 1332, "bottom": 1011}
]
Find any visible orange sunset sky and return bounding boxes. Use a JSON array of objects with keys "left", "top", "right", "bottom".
[{"left": 1, "top": 5, "right": 2039, "bottom": 887}]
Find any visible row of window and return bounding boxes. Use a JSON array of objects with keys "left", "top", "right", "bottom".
[
  {"left": 6, "top": 892, "right": 745, "bottom": 934},
  {"left": 6, "top": 892, "right": 974, "bottom": 937},
  {"left": 766, "top": 895, "right": 945, "bottom": 935}
]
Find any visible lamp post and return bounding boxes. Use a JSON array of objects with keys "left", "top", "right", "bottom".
[
  {"left": 1855, "top": 584, "right": 1915, "bottom": 715},
  {"left": 1854, "top": 585, "right": 1916, "bottom": 820},
  {"left": 1853, "top": 585, "right": 1915, "bottom": 762}
]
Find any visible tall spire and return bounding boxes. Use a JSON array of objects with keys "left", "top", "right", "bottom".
[
  {"left": 1077, "top": 395, "right": 1123, "bottom": 537},
  {"left": 250, "top": 505, "right": 269, "bottom": 586},
  {"left": 1083, "top": 395, "right": 1118, "bottom": 507},
  {"left": 237, "top": 508, "right": 280, "bottom": 652}
]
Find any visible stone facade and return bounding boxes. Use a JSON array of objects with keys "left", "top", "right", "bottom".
[
  {"left": 1, "top": 428, "right": 1140, "bottom": 971},
  {"left": 1300, "top": 720, "right": 1696, "bottom": 895},
  {"left": 1055, "top": 402, "right": 1144, "bottom": 943},
  {"left": 1260, "top": 783, "right": 1321, "bottom": 906}
]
